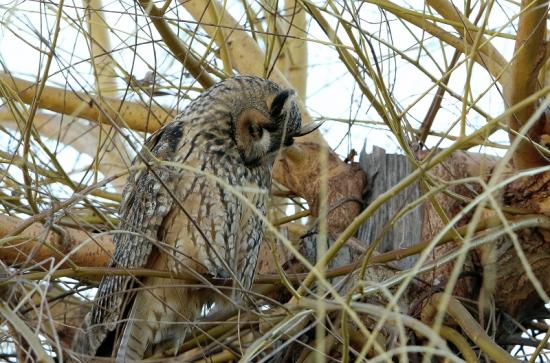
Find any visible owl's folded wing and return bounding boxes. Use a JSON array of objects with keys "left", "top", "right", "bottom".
[{"left": 72, "top": 122, "right": 185, "bottom": 359}]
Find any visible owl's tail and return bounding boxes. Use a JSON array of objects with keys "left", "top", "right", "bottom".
[
  {"left": 116, "top": 282, "right": 199, "bottom": 363},
  {"left": 116, "top": 291, "right": 154, "bottom": 362}
]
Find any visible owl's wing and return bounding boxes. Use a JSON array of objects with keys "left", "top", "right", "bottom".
[{"left": 74, "top": 122, "right": 185, "bottom": 357}]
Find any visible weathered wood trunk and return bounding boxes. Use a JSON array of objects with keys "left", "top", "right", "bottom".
[{"left": 357, "top": 145, "right": 422, "bottom": 270}]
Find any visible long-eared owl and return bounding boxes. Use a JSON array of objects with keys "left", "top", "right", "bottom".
[{"left": 73, "top": 76, "right": 314, "bottom": 362}]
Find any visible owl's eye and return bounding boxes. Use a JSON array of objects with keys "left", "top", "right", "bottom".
[{"left": 248, "top": 124, "right": 263, "bottom": 139}]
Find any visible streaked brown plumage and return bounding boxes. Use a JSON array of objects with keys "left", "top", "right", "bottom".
[{"left": 73, "top": 76, "right": 309, "bottom": 362}]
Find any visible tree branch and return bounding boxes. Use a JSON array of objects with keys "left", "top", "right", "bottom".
[
  {"left": 0, "top": 215, "right": 113, "bottom": 269},
  {"left": 86, "top": 0, "right": 132, "bottom": 191},
  {"left": 137, "top": 0, "right": 216, "bottom": 88},
  {"left": 370, "top": 0, "right": 510, "bottom": 84},
  {"left": 426, "top": 0, "right": 510, "bottom": 87},
  {"left": 423, "top": 293, "right": 520, "bottom": 363},
  {"left": 0, "top": 72, "right": 174, "bottom": 132},
  {"left": 505, "top": 0, "right": 549, "bottom": 169}
]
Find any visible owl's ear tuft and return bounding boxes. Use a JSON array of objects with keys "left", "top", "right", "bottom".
[{"left": 269, "top": 89, "right": 296, "bottom": 117}]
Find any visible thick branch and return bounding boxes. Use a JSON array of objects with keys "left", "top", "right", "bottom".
[
  {"left": 181, "top": 0, "right": 296, "bottom": 88},
  {"left": 137, "top": 0, "right": 215, "bottom": 88},
  {"left": 419, "top": 151, "right": 550, "bottom": 319},
  {"left": 86, "top": 0, "right": 132, "bottom": 191},
  {"left": 505, "top": 0, "right": 548, "bottom": 169},
  {"left": 0, "top": 72, "right": 174, "bottom": 132},
  {"left": 0, "top": 215, "right": 113, "bottom": 268},
  {"left": 273, "top": 142, "right": 366, "bottom": 234},
  {"left": 283, "top": 0, "right": 308, "bottom": 99}
]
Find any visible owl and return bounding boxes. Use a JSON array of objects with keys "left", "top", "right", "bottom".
[{"left": 72, "top": 76, "right": 318, "bottom": 362}]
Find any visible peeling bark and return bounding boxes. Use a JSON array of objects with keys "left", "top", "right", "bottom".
[{"left": 273, "top": 142, "right": 367, "bottom": 235}]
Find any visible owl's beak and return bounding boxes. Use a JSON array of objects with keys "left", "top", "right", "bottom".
[{"left": 295, "top": 120, "right": 325, "bottom": 137}]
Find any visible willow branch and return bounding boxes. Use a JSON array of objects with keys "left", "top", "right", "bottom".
[
  {"left": 426, "top": 0, "right": 510, "bottom": 87},
  {"left": 439, "top": 326, "right": 477, "bottom": 363},
  {"left": 0, "top": 113, "right": 127, "bottom": 191},
  {"left": 137, "top": 0, "right": 216, "bottom": 88},
  {"left": 367, "top": 0, "right": 509, "bottom": 84},
  {"left": 425, "top": 294, "right": 520, "bottom": 363},
  {"left": 0, "top": 302, "right": 55, "bottom": 363}
]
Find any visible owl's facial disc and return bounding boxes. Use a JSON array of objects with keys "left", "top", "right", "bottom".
[
  {"left": 235, "top": 88, "right": 304, "bottom": 167},
  {"left": 235, "top": 108, "right": 273, "bottom": 167}
]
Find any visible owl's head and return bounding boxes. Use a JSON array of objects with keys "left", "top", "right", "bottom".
[{"left": 231, "top": 77, "right": 320, "bottom": 167}]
